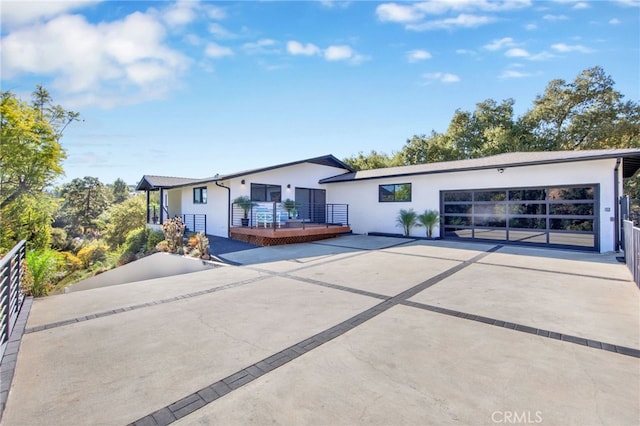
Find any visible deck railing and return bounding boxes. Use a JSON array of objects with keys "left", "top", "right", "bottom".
[
  {"left": 231, "top": 202, "right": 349, "bottom": 229},
  {"left": 0, "top": 240, "right": 26, "bottom": 360},
  {"left": 183, "top": 214, "right": 207, "bottom": 234},
  {"left": 623, "top": 220, "right": 640, "bottom": 288}
]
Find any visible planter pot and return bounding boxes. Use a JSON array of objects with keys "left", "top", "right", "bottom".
[{"left": 241, "top": 218, "right": 249, "bottom": 227}]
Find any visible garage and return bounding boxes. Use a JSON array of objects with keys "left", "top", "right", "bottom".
[{"left": 441, "top": 185, "right": 598, "bottom": 250}]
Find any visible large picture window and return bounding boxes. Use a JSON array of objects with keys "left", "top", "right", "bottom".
[
  {"left": 379, "top": 183, "right": 411, "bottom": 202},
  {"left": 193, "top": 187, "right": 207, "bottom": 204},
  {"left": 251, "top": 183, "right": 281, "bottom": 202}
]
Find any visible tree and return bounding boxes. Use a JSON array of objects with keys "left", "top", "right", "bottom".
[
  {"left": 102, "top": 194, "right": 147, "bottom": 248},
  {"left": 399, "top": 132, "right": 459, "bottom": 165},
  {"left": 0, "top": 86, "right": 77, "bottom": 251},
  {"left": 396, "top": 208, "right": 419, "bottom": 237},
  {"left": 111, "top": 178, "right": 130, "bottom": 204},
  {"left": 521, "top": 66, "right": 640, "bottom": 151},
  {"left": 342, "top": 150, "right": 402, "bottom": 171},
  {"left": 60, "top": 177, "right": 110, "bottom": 235}
]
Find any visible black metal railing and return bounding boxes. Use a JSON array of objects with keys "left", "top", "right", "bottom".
[
  {"left": 623, "top": 220, "right": 640, "bottom": 289},
  {"left": 147, "top": 205, "right": 160, "bottom": 224},
  {"left": 231, "top": 202, "right": 348, "bottom": 229},
  {"left": 0, "top": 240, "right": 26, "bottom": 360},
  {"left": 183, "top": 214, "right": 207, "bottom": 234}
]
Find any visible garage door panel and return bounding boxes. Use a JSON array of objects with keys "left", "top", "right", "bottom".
[{"left": 441, "top": 185, "right": 598, "bottom": 250}]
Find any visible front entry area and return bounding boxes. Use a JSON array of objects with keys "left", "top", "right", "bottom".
[{"left": 441, "top": 185, "right": 599, "bottom": 250}]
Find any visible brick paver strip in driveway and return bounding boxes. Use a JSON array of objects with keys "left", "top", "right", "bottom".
[{"left": 129, "top": 246, "right": 502, "bottom": 425}]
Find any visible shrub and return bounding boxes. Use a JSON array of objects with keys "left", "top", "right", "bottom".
[
  {"left": 50, "top": 227, "right": 69, "bottom": 251},
  {"left": 417, "top": 209, "right": 440, "bottom": 239},
  {"left": 60, "top": 251, "right": 82, "bottom": 272},
  {"left": 122, "top": 227, "right": 147, "bottom": 255},
  {"left": 24, "top": 249, "right": 61, "bottom": 297},
  {"left": 77, "top": 241, "right": 108, "bottom": 268},
  {"left": 161, "top": 217, "right": 185, "bottom": 253},
  {"left": 155, "top": 240, "right": 170, "bottom": 252},
  {"left": 194, "top": 232, "right": 209, "bottom": 259},
  {"left": 396, "top": 209, "right": 419, "bottom": 237},
  {"left": 117, "top": 251, "right": 138, "bottom": 266},
  {"left": 145, "top": 230, "right": 164, "bottom": 252}
]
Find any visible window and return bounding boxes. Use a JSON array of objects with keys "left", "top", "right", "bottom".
[
  {"left": 251, "top": 183, "right": 281, "bottom": 202},
  {"left": 379, "top": 183, "right": 411, "bottom": 202},
  {"left": 193, "top": 187, "right": 207, "bottom": 204}
]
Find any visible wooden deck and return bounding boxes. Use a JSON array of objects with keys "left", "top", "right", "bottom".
[{"left": 230, "top": 224, "right": 351, "bottom": 246}]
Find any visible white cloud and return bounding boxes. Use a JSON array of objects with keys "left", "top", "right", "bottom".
[
  {"left": 0, "top": 11, "right": 188, "bottom": 107},
  {"left": 609, "top": 18, "right": 621, "bottom": 24},
  {"left": 243, "top": 39, "right": 279, "bottom": 55},
  {"left": 615, "top": 0, "right": 640, "bottom": 6},
  {"left": 204, "top": 42, "right": 234, "bottom": 58},
  {"left": 324, "top": 45, "right": 353, "bottom": 61},
  {"left": 456, "top": 48, "right": 477, "bottom": 55},
  {"left": 0, "top": 0, "right": 102, "bottom": 27},
  {"left": 319, "top": 1, "right": 352, "bottom": 9},
  {"left": 209, "top": 23, "right": 237, "bottom": 39},
  {"left": 204, "top": 4, "right": 227, "bottom": 20},
  {"left": 505, "top": 47, "right": 529, "bottom": 57},
  {"left": 551, "top": 43, "right": 593, "bottom": 53},
  {"left": 543, "top": 14, "right": 569, "bottom": 21},
  {"left": 572, "top": 2, "right": 590, "bottom": 9},
  {"left": 525, "top": 23, "right": 537, "bottom": 30},
  {"left": 528, "top": 51, "right": 556, "bottom": 61},
  {"left": 499, "top": 69, "right": 532, "bottom": 79},
  {"left": 484, "top": 37, "right": 516, "bottom": 51},
  {"left": 407, "top": 13, "right": 495, "bottom": 30},
  {"left": 422, "top": 72, "right": 460, "bottom": 83},
  {"left": 162, "top": 0, "right": 198, "bottom": 27},
  {"left": 407, "top": 49, "right": 432, "bottom": 62},
  {"left": 287, "top": 41, "right": 321, "bottom": 56},
  {"left": 376, "top": 3, "right": 424, "bottom": 22}
]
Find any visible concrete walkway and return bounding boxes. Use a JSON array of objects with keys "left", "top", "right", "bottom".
[{"left": 2, "top": 236, "right": 639, "bottom": 425}]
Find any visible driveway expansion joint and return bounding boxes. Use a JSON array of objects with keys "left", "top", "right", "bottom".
[
  {"left": 129, "top": 244, "right": 503, "bottom": 425},
  {"left": 399, "top": 300, "right": 640, "bottom": 359},
  {"left": 24, "top": 276, "right": 269, "bottom": 334}
]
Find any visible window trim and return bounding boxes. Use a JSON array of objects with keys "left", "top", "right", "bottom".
[
  {"left": 193, "top": 186, "right": 207, "bottom": 204},
  {"left": 379, "top": 183, "right": 412, "bottom": 203}
]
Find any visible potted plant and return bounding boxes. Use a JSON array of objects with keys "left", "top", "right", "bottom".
[
  {"left": 417, "top": 209, "right": 440, "bottom": 239},
  {"left": 396, "top": 208, "right": 418, "bottom": 237},
  {"left": 283, "top": 198, "right": 296, "bottom": 219},
  {"left": 234, "top": 196, "right": 256, "bottom": 226}
]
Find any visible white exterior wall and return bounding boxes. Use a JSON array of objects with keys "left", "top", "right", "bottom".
[
  {"left": 326, "top": 158, "right": 619, "bottom": 253},
  {"left": 177, "top": 163, "right": 350, "bottom": 237}
]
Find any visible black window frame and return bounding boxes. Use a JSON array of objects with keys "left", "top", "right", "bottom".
[
  {"left": 251, "top": 183, "right": 282, "bottom": 202},
  {"left": 193, "top": 186, "right": 207, "bottom": 204},
  {"left": 379, "top": 183, "right": 412, "bottom": 203}
]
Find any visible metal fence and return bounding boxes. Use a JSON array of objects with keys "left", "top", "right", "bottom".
[
  {"left": 231, "top": 202, "right": 349, "bottom": 229},
  {"left": 183, "top": 214, "right": 207, "bottom": 234},
  {"left": 623, "top": 220, "right": 640, "bottom": 289},
  {"left": 0, "top": 240, "right": 26, "bottom": 360}
]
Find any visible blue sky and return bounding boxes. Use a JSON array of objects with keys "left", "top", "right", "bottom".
[{"left": 1, "top": 0, "right": 638, "bottom": 185}]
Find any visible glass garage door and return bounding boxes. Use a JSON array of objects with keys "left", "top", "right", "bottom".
[{"left": 441, "top": 185, "right": 598, "bottom": 250}]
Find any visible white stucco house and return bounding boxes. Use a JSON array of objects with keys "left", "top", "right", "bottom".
[{"left": 136, "top": 149, "right": 640, "bottom": 253}]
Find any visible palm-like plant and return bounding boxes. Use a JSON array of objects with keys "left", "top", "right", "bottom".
[
  {"left": 417, "top": 209, "right": 440, "bottom": 239},
  {"left": 396, "top": 208, "right": 419, "bottom": 237}
]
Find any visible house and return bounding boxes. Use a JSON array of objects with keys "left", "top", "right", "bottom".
[{"left": 136, "top": 149, "right": 640, "bottom": 253}]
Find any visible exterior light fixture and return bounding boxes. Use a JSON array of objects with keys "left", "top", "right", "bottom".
[
  {"left": 287, "top": 184, "right": 291, "bottom": 189},
  {"left": 241, "top": 179, "right": 245, "bottom": 184},
  {"left": 497, "top": 168, "right": 504, "bottom": 174}
]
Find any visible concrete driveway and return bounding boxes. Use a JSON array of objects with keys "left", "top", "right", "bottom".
[{"left": 2, "top": 236, "right": 639, "bottom": 425}]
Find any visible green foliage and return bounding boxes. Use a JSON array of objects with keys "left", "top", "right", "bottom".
[
  {"left": 50, "top": 227, "right": 69, "bottom": 250},
  {"left": 77, "top": 240, "right": 108, "bottom": 268},
  {"left": 146, "top": 229, "right": 164, "bottom": 252},
  {"left": 342, "top": 150, "right": 403, "bottom": 171},
  {"left": 396, "top": 209, "right": 419, "bottom": 237},
  {"left": 0, "top": 86, "right": 75, "bottom": 251},
  {"left": 233, "top": 196, "right": 256, "bottom": 218},
  {"left": 59, "top": 177, "right": 110, "bottom": 235},
  {"left": 283, "top": 198, "right": 296, "bottom": 214},
  {"left": 24, "top": 249, "right": 61, "bottom": 297},
  {"left": 117, "top": 251, "right": 138, "bottom": 267},
  {"left": 417, "top": 209, "right": 440, "bottom": 238},
  {"left": 111, "top": 178, "right": 130, "bottom": 204},
  {"left": 60, "top": 251, "right": 82, "bottom": 272},
  {"left": 161, "top": 217, "right": 186, "bottom": 253},
  {"left": 103, "top": 194, "right": 147, "bottom": 249}
]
